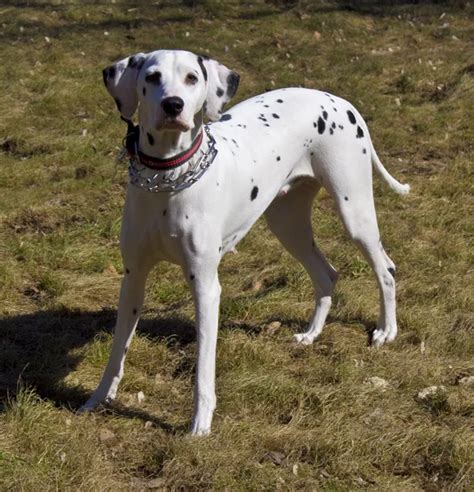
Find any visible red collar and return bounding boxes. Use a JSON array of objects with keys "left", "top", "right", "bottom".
[
  {"left": 123, "top": 119, "right": 204, "bottom": 171},
  {"left": 136, "top": 130, "right": 204, "bottom": 170}
]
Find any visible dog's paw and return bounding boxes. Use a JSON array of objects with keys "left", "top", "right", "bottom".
[
  {"left": 189, "top": 424, "right": 211, "bottom": 437},
  {"left": 78, "top": 395, "right": 112, "bottom": 413},
  {"left": 189, "top": 418, "right": 212, "bottom": 436},
  {"left": 371, "top": 327, "right": 396, "bottom": 347},
  {"left": 293, "top": 333, "right": 314, "bottom": 345}
]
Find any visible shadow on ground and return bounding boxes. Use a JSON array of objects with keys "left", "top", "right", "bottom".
[
  {"left": 0, "top": 305, "right": 374, "bottom": 429},
  {"left": 0, "top": 308, "right": 194, "bottom": 406}
]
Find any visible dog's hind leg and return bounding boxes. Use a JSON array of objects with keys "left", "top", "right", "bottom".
[
  {"left": 265, "top": 180, "right": 338, "bottom": 345},
  {"left": 328, "top": 180, "right": 398, "bottom": 347},
  {"left": 79, "top": 261, "right": 153, "bottom": 411}
]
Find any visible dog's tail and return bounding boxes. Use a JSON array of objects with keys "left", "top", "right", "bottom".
[
  {"left": 359, "top": 116, "right": 410, "bottom": 195},
  {"left": 370, "top": 145, "right": 410, "bottom": 195},
  {"left": 352, "top": 105, "right": 410, "bottom": 195}
]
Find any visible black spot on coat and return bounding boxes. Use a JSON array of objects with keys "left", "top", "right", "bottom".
[
  {"left": 219, "top": 114, "right": 232, "bottom": 121},
  {"left": 277, "top": 99, "right": 283, "bottom": 103},
  {"left": 190, "top": 274, "right": 195, "bottom": 281},
  {"left": 356, "top": 126, "right": 364, "bottom": 138},
  {"left": 251, "top": 186, "right": 259, "bottom": 201},
  {"left": 272, "top": 113, "right": 280, "bottom": 119},
  {"left": 317, "top": 116, "right": 326, "bottom": 134},
  {"left": 388, "top": 267, "right": 396, "bottom": 278},
  {"left": 197, "top": 56, "right": 208, "bottom": 81},
  {"left": 226, "top": 72, "right": 240, "bottom": 97},
  {"left": 322, "top": 110, "right": 328, "bottom": 120},
  {"left": 347, "top": 110, "right": 356, "bottom": 124},
  {"left": 216, "top": 87, "right": 224, "bottom": 97}
]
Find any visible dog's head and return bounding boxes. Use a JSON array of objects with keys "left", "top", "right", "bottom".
[{"left": 102, "top": 50, "right": 240, "bottom": 131}]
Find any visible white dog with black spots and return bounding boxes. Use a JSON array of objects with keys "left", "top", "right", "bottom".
[{"left": 80, "top": 49, "right": 410, "bottom": 435}]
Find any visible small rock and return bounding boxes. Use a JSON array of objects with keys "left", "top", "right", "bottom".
[
  {"left": 146, "top": 478, "right": 165, "bottom": 489},
  {"left": 99, "top": 428, "right": 115, "bottom": 442},
  {"left": 266, "top": 321, "right": 281, "bottom": 335},
  {"left": 365, "top": 376, "right": 390, "bottom": 390},
  {"left": 137, "top": 391, "right": 145, "bottom": 403},
  {"left": 252, "top": 279, "right": 263, "bottom": 292},
  {"left": 292, "top": 463, "right": 298, "bottom": 476},
  {"left": 261, "top": 451, "right": 285, "bottom": 466},
  {"left": 458, "top": 376, "right": 474, "bottom": 388},
  {"left": 313, "top": 31, "right": 321, "bottom": 41},
  {"left": 154, "top": 373, "right": 165, "bottom": 385},
  {"left": 44, "top": 36, "right": 50, "bottom": 43},
  {"left": 416, "top": 385, "right": 446, "bottom": 400},
  {"left": 104, "top": 263, "right": 118, "bottom": 276},
  {"left": 415, "top": 386, "right": 448, "bottom": 413},
  {"left": 59, "top": 451, "right": 66, "bottom": 463},
  {"left": 144, "top": 421, "right": 153, "bottom": 429},
  {"left": 320, "top": 469, "right": 331, "bottom": 479},
  {"left": 363, "top": 407, "right": 384, "bottom": 425}
]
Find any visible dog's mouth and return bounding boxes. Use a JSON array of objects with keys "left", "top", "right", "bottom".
[{"left": 157, "top": 117, "right": 191, "bottom": 132}]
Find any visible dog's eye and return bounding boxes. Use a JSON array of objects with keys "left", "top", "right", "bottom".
[
  {"left": 186, "top": 73, "right": 198, "bottom": 85},
  {"left": 145, "top": 71, "right": 161, "bottom": 85}
]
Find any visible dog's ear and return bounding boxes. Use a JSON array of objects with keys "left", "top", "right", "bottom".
[
  {"left": 102, "top": 53, "right": 147, "bottom": 120},
  {"left": 199, "top": 56, "right": 240, "bottom": 121}
]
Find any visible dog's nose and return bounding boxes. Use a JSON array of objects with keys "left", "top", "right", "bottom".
[{"left": 161, "top": 97, "right": 184, "bottom": 117}]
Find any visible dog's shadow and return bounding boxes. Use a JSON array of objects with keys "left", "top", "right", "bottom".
[
  {"left": 0, "top": 307, "right": 198, "bottom": 432},
  {"left": 0, "top": 306, "right": 375, "bottom": 431}
]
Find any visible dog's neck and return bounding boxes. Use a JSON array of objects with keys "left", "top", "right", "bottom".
[{"left": 138, "top": 111, "right": 204, "bottom": 159}]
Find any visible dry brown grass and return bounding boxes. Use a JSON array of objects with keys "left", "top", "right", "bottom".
[{"left": 0, "top": 1, "right": 473, "bottom": 490}]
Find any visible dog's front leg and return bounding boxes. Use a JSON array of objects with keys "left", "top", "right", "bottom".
[
  {"left": 185, "top": 259, "right": 221, "bottom": 436},
  {"left": 80, "top": 263, "right": 151, "bottom": 411}
]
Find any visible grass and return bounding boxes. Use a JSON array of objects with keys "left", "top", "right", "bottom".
[{"left": 0, "top": 0, "right": 473, "bottom": 489}]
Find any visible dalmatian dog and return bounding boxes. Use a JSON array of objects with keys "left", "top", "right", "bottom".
[{"left": 80, "top": 49, "right": 409, "bottom": 435}]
